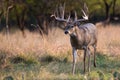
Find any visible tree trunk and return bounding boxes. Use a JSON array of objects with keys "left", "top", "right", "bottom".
[
  {"left": 21, "top": 8, "right": 26, "bottom": 37},
  {"left": 103, "top": 0, "right": 113, "bottom": 23},
  {"left": 0, "top": 10, "right": 3, "bottom": 24},
  {"left": 15, "top": 6, "right": 26, "bottom": 37},
  {"left": 112, "top": 0, "right": 117, "bottom": 17},
  {"left": 43, "top": 18, "right": 49, "bottom": 35},
  {"left": 6, "top": 5, "right": 13, "bottom": 38}
]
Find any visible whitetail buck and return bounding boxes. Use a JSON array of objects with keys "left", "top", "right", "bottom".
[{"left": 51, "top": 4, "right": 97, "bottom": 74}]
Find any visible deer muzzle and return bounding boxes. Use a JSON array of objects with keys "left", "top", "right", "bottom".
[{"left": 64, "top": 31, "right": 69, "bottom": 34}]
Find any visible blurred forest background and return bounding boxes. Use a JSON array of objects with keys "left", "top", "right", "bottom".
[
  {"left": 0, "top": 0, "right": 120, "bottom": 36},
  {"left": 1, "top": 0, "right": 120, "bottom": 79}
]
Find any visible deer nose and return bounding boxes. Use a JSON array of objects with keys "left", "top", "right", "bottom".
[{"left": 64, "top": 31, "right": 69, "bottom": 34}]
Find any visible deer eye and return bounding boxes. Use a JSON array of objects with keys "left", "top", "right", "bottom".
[{"left": 71, "top": 26, "right": 74, "bottom": 28}]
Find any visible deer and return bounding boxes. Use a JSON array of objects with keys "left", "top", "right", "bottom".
[{"left": 51, "top": 4, "right": 97, "bottom": 75}]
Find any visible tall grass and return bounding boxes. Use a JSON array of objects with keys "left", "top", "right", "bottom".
[
  {"left": 0, "top": 25, "right": 120, "bottom": 58},
  {"left": 0, "top": 28, "right": 71, "bottom": 57},
  {"left": 97, "top": 24, "right": 120, "bottom": 56}
]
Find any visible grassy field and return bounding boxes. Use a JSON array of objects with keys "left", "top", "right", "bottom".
[{"left": 0, "top": 24, "right": 120, "bottom": 80}]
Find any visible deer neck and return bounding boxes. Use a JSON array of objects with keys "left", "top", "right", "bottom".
[
  {"left": 70, "top": 26, "right": 84, "bottom": 44},
  {"left": 70, "top": 26, "right": 79, "bottom": 38},
  {"left": 70, "top": 26, "right": 85, "bottom": 49}
]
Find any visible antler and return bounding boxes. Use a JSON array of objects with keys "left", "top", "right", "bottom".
[
  {"left": 74, "top": 3, "right": 88, "bottom": 22},
  {"left": 51, "top": 3, "right": 70, "bottom": 22}
]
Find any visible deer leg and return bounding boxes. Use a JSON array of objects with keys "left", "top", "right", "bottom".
[
  {"left": 72, "top": 47, "right": 77, "bottom": 75},
  {"left": 93, "top": 45, "right": 97, "bottom": 67},
  {"left": 87, "top": 47, "right": 91, "bottom": 72},
  {"left": 83, "top": 47, "right": 87, "bottom": 73}
]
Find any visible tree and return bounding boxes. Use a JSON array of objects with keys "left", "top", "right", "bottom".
[
  {"left": 103, "top": 0, "right": 113, "bottom": 22},
  {"left": 14, "top": 0, "right": 27, "bottom": 37},
  {"left": 112, "top": 0, "right": 117, "bottom": 18},
  {"left": 1, "top": 0, "right": 14, "bottom": 38}
]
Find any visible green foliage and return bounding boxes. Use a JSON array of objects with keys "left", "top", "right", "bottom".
[
  {"left": 0, "top": 51, "right": 9, "bottom": 67},
  {"left": 96, "top": 52, "right": 109, "bottom": 68},
  {"left": 40, "top": 54, "right": 61, "bottom": 63},
  {"left": 68, "top": 74, "right": 85, "bottom": 80},
  {"left": 104, "top": 73, "right": 114, "bottom": 80},
  {"left": 88, "top": 71, "right": 100, "bottom": 80},
  {"left": 10, "top": 53, "right": 39, "bottom": 65},
  {"left": 3, "top": 76, "right": 14, "bottom": 80},
  {"left": 113, "top": 71, "right": 120, "bottom": 80},
  {"left": 0, "top": 52, "right": 120, "bottom": 79},
  {"left": 0, "top": 49, "right": 120, "bottom": 79},
  {"left": 0, "top": 0, "right": 120, "bottom": 26}
]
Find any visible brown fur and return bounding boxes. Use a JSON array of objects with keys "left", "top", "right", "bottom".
[{"left": 65, "top": 23, "right": 97, "bottom": 74}]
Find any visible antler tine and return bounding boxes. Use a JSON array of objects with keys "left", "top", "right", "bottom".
[
  {"left": 81, "top": 9, "right": 88, "bottom": 20},
  {"left": 82, "top": 3, "right": 88, "bottom": 20},
  {"left": 51, "top": 5, "right": 58, "bottom": 18},
  {"left": 67, "top": 13, "right": 71, "bottom": 22},
  {"left": 50, "top": 12, "right": 55, "bottom": 18},
  {"left": 51, "top": 3, "right": 70, "bottom": 22},
  {"left": 74, "top": 11, "right": 77, "bottom": 21},
  {"left": 73, "top": 3, "right": 88, "bottom": 22},
  {"left": 59, "top": 3, "right": 65, "bottom": 20},
  {"left": 61, "top": 3, "right": 65, "bottom": 19},
  {"left": 84, "top": 3, "right": 88, "bottom": 13}
]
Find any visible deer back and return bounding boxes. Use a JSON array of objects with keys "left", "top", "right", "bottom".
[
  {"left": 79, "top": 23, "right": 97, "bottom": 46},
  {"left": 70, "top": 23, "right": 97, "bottom": 49}
]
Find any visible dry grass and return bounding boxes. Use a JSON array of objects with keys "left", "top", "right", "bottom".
[
  {"left": 97, "top": 24, "right": 120, "bottom": 56},
  {"left": 0, "top": 28, "right": 71, "bottom": 57}
]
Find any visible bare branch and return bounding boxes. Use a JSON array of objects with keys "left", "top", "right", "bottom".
[
  {"left": 8, "top": 5, "right": 14, "bottom": 10},
  {"left": 6, "top": 5, "right": 14, "bottom": 39}
]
